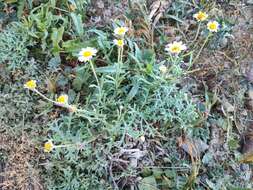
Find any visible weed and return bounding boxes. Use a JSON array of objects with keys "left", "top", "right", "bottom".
[{"left": 23, "top": 16, "right": 200, "bottom": 188}]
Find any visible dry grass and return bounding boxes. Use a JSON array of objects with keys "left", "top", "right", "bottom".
[{"left": 0, "top": 128, "right": 43, "bottom": 190}]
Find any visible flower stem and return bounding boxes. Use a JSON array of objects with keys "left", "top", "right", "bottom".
[
  {"left": 192, "top": 33, "right": 212, "bottom": 64},
  {"left": 120, "top": 46, "right": 123, "bottom": 63},
  {"left": 33, "top": 89, "right": 76, "bottom": 109},
  {"left": 33, "top": 89, "right": 56, "bottom": 104},
  {"left": 115, "top": 45, "right": 124, "bottom": 91},
  {"left": 33, "top": 89, "right": 74, "bottom": 110},
  {"left": 193, "top": 23, "right": 201, "bottom": 42},
  {"left": 89, "top": 60, "right": 100, "bottom": 88},
  {"left": 32, "top": 89, "right": 97, "bottom": 117},
  {"left": 117, "top": 47, "right": 121, "bottom": 63}
]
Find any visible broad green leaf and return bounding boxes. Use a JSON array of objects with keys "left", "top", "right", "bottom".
[
  {"left": 51, "top": 26, "right": 64, "bottom": 54},
  {"left": 141, "top": 168, "right": 152, "bottom": 177},
  {"left": 62, "top": 39, "right": 83, "bottom": 53},
  {"left": 138, "top": 176, "right": 158, "bottom": 190},
  {"left": 88, "top": 29, "right": 107, "bottom": 39},
  {"left": 95, "top": 65, "right": 120, "bottom": 74},
  {"left": 166, "top": 15, "right": 185, "bottom": 23},
  {"left": 142, "top": 49, "right": 155, "bottom": 64},
  {"left": 70, "top": 13, "right": 84, "bottom": 36},
  {"left": 145, "top": 63, "right": 153, "bottom": 74},
  {"left": 152, "top": 168, "right": 163, "bottom": 179},
  {"left": 134, "top": 42, "right": 142, "bottom": 60},
  {"left": 49, "top": 0, "right": 56, "bottom": 7},
  {"left": 127, "top": 80, "right": 139, "bottom": 101},
  {"left": 17, "top": 0, "right": 25, "bottom": 19},
  {"left": 129, "top": 53, "right": 141, "bottom": 68},
  {"left": 48, "top": 56, "right": 61, "bottom": 70},
  {"left": 73, "top": 68, "right": 90, "bottom": 91}
]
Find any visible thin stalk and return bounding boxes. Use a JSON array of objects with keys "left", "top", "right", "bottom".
[
  {"left": 33, "top": 89, "right": 57, "bottom": 104},
  {"left": 89, "top": 60, "right": 100, "bottom": 88},
  {"left": 115, "top": 45, "right": 124, "bottom": 91},
  {"left": 29, "top": 89, "right": 106, "bottom": 122},
  {"left": 193, "top": 23, "right": 201, "bottom": 42},
  {"left": 117, "top": 47, "right": 121, "bottom": 63},
  {"left": 192, "top": 33, "right": 212, "bottom": 64},
  {"left": 54, "top": 136, "right": 100, "bottom": 149},
  {"left": 33, "top": 89, "right": 76, "bottom": 110},
  {"left": 120, "top": 46, "right": 123, "bottom": 63}
]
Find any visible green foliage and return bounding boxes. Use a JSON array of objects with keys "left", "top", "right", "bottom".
[
  {"left": 2, "top": 1, "right": 251, "bottom": 190},
  {"left": 21, "top": 1, "right": 67, "bottom": 52},
  {"left": 0, "top": 23, "right": 31, "bottom": 70},
  {"left": 20, "top": 0, "right": 89, "bottom": 57},
  {"left": 40, "top": 30, "right": 199, "bottom": 188}
]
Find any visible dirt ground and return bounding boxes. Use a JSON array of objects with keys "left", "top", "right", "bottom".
[{"left": 0, "top": 0, "right": 253, "bottom": 189}]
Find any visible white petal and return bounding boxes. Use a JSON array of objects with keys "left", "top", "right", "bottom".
[
  {"left": 181, "top": 44, "right": 187, "bottom": 50},
  {"left": 78, "top": 56, "right": 85, "bottom": 62},
  {"left": 91, "top": 48, "right": 97, "bottom": 54},
  {"left": 79, "top": 50, "right": 84, "bottom": 56}
]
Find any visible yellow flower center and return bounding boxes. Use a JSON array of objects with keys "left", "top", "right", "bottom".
[
  {"left": 197, "top": 13, "right": 205, "bottom": 20},
  {"left": 57, "top": 95, "right": 68, "bottom": 104},
  {"left": 44, "top": 141, "right": 54, "bottom": 153},
  {"left": 117, "top": 27, "right": 126, "bottom": 35},
  {"left": 24, "top": 80, "right": 36, "bottom": 90},
  {"left": 117, "top": 40, "right": 124, "bottom": 46},
  {"left": 209, "top": 23, "right": 217, "bottom": 30},
  {"left": 194, "top": 11, "right": 208, "bottom": 22},
  {"left": 83, "top": 51, "right": 92, "bottom": 58},
  {"left": 171, "top": 45, "right": 181, "bottom": 53}
]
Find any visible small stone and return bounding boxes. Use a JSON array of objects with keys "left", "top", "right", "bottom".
[{"left": 140, "top": 136, "right": 145, "bottom": 142}]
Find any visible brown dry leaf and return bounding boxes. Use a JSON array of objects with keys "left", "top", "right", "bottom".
[
  {"left": 178, "top": 137, "right": 208, "bottom": 159},
  {"left": 239, "top": 152, "right": 253, "bottom": 163},
  {"left": 241, "top": 129, "right": 253, "bottom": 154},
  {"left": 148, "top": 0, "right": 161, "bottom": 21},
  {"left": 149, "top": 0, "right": 171, "bottom": 26},
  {"left": 46, "top": 78, "right": 56, "bottom": 93}
]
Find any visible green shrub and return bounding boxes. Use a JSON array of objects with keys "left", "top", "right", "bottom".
[
  {"left": 0, "top": 23, "right": 31, "bottom": 70},
  {"left": 37, "top": 37, "right": 199, "bottom": 189}
]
